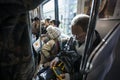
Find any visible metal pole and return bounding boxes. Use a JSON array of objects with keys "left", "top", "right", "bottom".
[
  {"left": 54, "top": 0, "right": 59, "bottom": 27},
  {"left": 80, "top": 0, "right": 101, "bottom": 75}
]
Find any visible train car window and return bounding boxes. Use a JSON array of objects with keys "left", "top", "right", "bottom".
[
  {"left": 39, "top": 0, "right": 77, "bottom": 35},
  {"left": 42, "top": 0, "right": 55, "bottom": 19},
  {"left": 29, "top": 7, "right": 40, "bottom": 19},
  {"left": 58, "top": 0, "right": 77, "bottom": 35},
  {"left": 29, "top": 0, "right": 119, "bottom": 37},
  {"left": 84, "top": 0, "right": 119, "bottom": 19}
]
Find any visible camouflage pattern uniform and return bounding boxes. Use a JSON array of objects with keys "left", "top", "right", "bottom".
[{"left": 0, "top": 0, "right": 42, "bottom": 80}]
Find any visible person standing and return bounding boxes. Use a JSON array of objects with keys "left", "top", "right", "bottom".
[{"left": 0, "top": 0, "right": 42, "bottom": 80}]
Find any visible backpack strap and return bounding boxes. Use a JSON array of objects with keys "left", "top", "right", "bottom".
[
  {"left": 90, "top": 30, "right": 102, "bottom": 53},
  {"left": 94, "top": 30, "right": 102, "bottom": 45}
]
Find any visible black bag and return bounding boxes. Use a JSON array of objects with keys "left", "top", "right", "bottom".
[{"left": 37, "top": 67, "right": 57, "bottom": 80}]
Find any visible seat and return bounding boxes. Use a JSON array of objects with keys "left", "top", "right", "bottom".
[
  {"left": 95, "top": 19, "right": 120, "bottom": 39},
  {"left": 105, "top": 36, "right": 120, "bottom": 80},
  {"left": 85, "top": 22, "right": 120, "bottom": 80}
]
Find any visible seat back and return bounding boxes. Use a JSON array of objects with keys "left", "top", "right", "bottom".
[
  {"left": 86, "top": 21, "right": 120, "bottom": 80},
  {"left": 104, "top": 36, "right": 120, "bottom": 80},
  {"left": 96, "top": 19, "right": 120, "bottom": 38}
]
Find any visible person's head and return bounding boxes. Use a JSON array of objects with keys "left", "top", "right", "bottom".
[
  {"left": 71, "top": 14, "right": 89, "bottom": 43},
  {"left": 33, "top": 17, "right": 40, "bottom": 24},
  {"left": 32, "top": 17, "right": 40, "bottom": 30},
  {"left": 49, "top": 20, "right": 56, "bottom": 26},
  {"left": 32, "top": 17, "right": 40, "bottom": 34},
  {"left": 49, "top": 20, "right": 60, "bottom": 27},
  {"left": 46, "top": 25, "right": 61, "bottom": 39},
  {"left": 45, "top": 18, "right": 50, "bottom": 27},
  {"left": 41, "top": 20, "right": 45, "bottom": 26}
]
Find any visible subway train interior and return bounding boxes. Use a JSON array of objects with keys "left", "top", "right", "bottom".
[{"left": 0, "top": 0, "right": 120, "bottom": 80}]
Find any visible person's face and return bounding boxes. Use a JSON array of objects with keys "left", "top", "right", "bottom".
[
  {"left": 49, "top": 22, "right": 54, "bottom": 26},
  {"left": 72, "top": 26, "right": 86, "bottom": 43},
  {"left": 45, "top": 20, "right": 49, "bottom": 27}
]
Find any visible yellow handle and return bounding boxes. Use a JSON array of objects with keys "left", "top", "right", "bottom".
[{"left": 52, "top": 67, "right": 63, "bottom": 80}]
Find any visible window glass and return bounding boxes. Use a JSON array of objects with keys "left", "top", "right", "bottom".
[
  {"left": 58, "top": 0, "right": 77, "bottom": 35},
  {"left": 42, "top": 0, "right": 77, "bottom": 35},
  {"left": 84, "top": 0, "right": 118, "bottom": 19},
  {"left": 43, "top": 0, "right": 55, "bottom": 19}
]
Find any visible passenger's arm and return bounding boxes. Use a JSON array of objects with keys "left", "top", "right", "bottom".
[{"left": 41, "top": 40, "right": 55, "bottom": 64}]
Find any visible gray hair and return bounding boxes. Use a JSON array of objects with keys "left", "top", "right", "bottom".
[{"left": 71, "top": 14, "right": 89, "bottom": 32}]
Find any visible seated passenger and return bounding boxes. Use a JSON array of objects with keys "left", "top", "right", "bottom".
[
  {"left": 50, "top": 14, "right": 101, "bottom": 80},
  {"left": 40, "top": 25, "right": 61, "bottom": 68}
]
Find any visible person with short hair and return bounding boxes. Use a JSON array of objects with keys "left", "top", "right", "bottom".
[
  {"left": 50, "top": 14, "right": 101, "bottom": 80},
  {"left": 32, "top": 17, "right": 40, "bottom": 41}
]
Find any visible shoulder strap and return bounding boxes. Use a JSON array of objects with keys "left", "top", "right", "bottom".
[
  {"left": 93, "top": 30, "right": 102, "bottom": 47},
  {"left": 89, "top": 30, "right": 102, "bottom": 54},
  {"left": 94, "top": 30, "right": 102, "bottom": 44}
]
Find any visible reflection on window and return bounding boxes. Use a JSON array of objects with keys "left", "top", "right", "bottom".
[{"left": 84, "top": 0, "right": 117, "bottom": 19}]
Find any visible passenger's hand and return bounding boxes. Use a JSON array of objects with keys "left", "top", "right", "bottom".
[
  {"left": 59, "top": 73, "right": 70, "bottom": 80},
  {"left": 50, "top": 57, "right": 59, "bottom": 68}
]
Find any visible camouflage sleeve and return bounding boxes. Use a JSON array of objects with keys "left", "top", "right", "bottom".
[
  {"left": 0, "top": 14, "right": 35, "bottom": 80},
  {"left": 0, "top": 1, "right": 43, "bottom": 80}
]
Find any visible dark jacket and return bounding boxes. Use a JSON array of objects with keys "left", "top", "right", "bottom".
[{"left": 71, "top": 30, "right": 101, "bottom": 80}]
